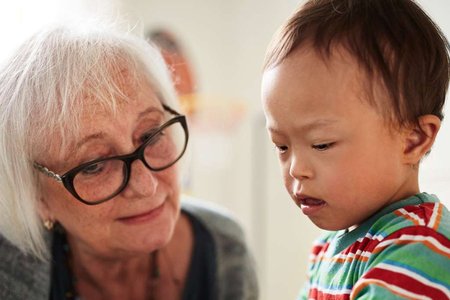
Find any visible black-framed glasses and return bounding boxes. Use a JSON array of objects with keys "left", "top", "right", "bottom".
[{"left": 34, "top": 104, "right": 188, "bottom": 205}]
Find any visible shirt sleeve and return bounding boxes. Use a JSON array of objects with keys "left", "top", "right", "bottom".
[{"left": 350, "top": 226, "right": 450, "bottom": 299}]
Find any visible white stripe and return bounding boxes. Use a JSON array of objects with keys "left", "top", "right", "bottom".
[
  {"left": 401, "top": 234, "right": 450, "bottom": 255},
  {"left": 377, "top": 263, "right": 450, "bottom": 298},
  {"left": 375, "top": 238, "right": 396, "bottom": 249},
  {"left": 352, "top": 278, "right": 432, "bottom": 300},
  {"left": 398, "top": 208, "right": 426, "bottom": 225},
  {"left": 356, "top": 232, "right": 384, "bottom": 243},
  {"left": 335, "top": 249, "right": 372, "bottom": 261},
  {"left": 428, "top": 203, "right": 440, "bottom": 229},
  {"left": 375, "top": 234, "right": 450, "bottom": 255},
  {"left": 312, "top": 240, "right": 327, "bottom": 247}
]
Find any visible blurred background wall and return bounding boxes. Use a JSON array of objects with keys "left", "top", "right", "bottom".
[{"left": 1, "top": 1, "right": 449, "bottom": 299}]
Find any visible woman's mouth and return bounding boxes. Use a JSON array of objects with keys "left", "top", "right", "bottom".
[{"left": 117, "top": 202, "right": 165, "bottom": 225}]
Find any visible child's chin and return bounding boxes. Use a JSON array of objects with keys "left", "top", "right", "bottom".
[{"left": 308, "top": 217, "right": 352, "bottom": 231}]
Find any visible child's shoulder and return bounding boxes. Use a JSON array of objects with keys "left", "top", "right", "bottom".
[
  {"left": 371, "top": 193, "right": 450, "bottom": 239},
  {"left": 310, "top": 194, "right": 449, "bottom": 258},
  {"left": 350, "top": 195, "right": 450, "bottom": 298}
]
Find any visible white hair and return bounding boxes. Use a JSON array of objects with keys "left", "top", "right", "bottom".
[{"left": 0, "top": 22, "right": 179, "bottom": 259}]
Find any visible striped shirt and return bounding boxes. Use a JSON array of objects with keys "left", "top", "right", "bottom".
[{"left": 299, "top": 193, "right": 450, "bottom": 299}]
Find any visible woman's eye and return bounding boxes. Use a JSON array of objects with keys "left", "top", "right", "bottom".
[
  {"left": 80, "top": 162, "right": 105, "bottom": 175},
  {"left": 312, "top": 142, "right": 334, "bottom": 151},
  {"left": 142, "top": 130, "right": 166, "bottom": 146},
  {"left": 140, "top": 129, "right": 159, "bottom": 143}
]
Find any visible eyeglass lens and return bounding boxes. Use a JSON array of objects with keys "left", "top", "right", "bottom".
[{"left": 71, "top": 120, "right": 186, "bottom": 202}]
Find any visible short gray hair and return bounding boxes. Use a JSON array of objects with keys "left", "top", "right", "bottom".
[{"left": 0, "top": 22, "right": 179, "bottom": 259}]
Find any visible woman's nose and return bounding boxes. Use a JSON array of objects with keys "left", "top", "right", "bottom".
[{"left": 121, "top": 159, "right": 158, "bottom": 199}]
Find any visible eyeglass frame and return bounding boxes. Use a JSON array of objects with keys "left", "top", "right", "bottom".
[{"left": 33, "top": 104, "right": 189, "bottom": 205}]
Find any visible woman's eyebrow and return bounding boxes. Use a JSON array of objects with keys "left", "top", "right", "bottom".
[
  {"left": 61, "top": 133, "right": 106, "bottom": 163},
  {"left": 137, "top": 106, "right": 164, "bottom": 120},
  {"left": 61, "top": 106, "right": 164, "bottom": 163},
  {"left": 74, "top": 133, "right": 106, "bottom": 149}
]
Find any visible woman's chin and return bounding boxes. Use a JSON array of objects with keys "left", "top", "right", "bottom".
[
  {"left": 112, "top": 208, "right": 178, "bottom": 255},
  {"left": 108, "top": 227, "right": 174, "bottom": 257}
]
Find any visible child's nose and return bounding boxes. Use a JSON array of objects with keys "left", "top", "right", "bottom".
[{"left": 289, "top": 155, "right": 313, "bottom": 180}]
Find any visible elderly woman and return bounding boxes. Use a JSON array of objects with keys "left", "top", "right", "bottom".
[{"left": 0, "top": 24, "right": 257, "bottom": 300}]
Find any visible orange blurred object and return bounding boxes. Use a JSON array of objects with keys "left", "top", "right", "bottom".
[{"left": 147, "top": 29, "right": 197, "bottom": 116}]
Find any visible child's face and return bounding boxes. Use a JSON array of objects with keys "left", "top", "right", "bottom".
[{"left": 262, "top": 46, "right": 418, "bottom": 230}]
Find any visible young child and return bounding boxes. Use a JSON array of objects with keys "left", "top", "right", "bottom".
[{"left": 261, "top": 0, "right": 450, "bottom": 299}]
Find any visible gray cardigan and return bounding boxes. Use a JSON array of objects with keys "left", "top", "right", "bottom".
[{"left": 0, "top": 196, "right": 258, "bottom": 299}]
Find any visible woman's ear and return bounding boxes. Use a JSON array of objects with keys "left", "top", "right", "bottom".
[
  {"left": 37, "top": 196, "right": 53, "bottom": 222},
  {"left": 38, "top": 197, "right": 57, "bottom": 230},
  {"left": 402, "top": 115, "right": 441, "bottom": 164}
]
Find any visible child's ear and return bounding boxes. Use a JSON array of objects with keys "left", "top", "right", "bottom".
[{"left": 402, "top": 114, "right": 441, "bottom": 164}]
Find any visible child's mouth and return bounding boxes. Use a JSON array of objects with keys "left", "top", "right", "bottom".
[{"left": 295, "top": 195, "right": 326, "bottom": 215}]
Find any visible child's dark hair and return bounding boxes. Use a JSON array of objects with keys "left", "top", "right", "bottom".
[{"left": 264, "top": 0, "right": 450, "bottom": 129}]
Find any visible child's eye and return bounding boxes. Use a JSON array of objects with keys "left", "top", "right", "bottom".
[
  {"left": 275, "top": 144, "right": 288, "bottom": 154},
  {"left": 312, "top": 142, "right": 334, "bottom": 151}
]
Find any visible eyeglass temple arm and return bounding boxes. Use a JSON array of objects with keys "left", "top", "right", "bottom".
[
  {"left": 33, "top": 162, "right": 63, "bottom": 182},
  {"left": 162, "top": 104, "right": 181, "bottom": 116}
]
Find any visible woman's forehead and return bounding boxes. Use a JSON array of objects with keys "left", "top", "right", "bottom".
[
  {"left": 81, "top": 65, "right": 162, "bottom": 113},
  {"left": 83, "top": 65, "right": 144, "bottom": 101},
  {"left": 37, "top": 76, "right": 163, "bottom": 167}
]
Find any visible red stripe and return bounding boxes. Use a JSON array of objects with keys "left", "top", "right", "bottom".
[
  {"left": 321, "top": 226, "right": 449, "bottom": 265},
  {"left": 343, "top": 203, "right": 446, "bottom": 258},
  {"left": 311, "top": 243, "right": 329, "bottom": 256},
  {"left": 361, "top": 266, "right": 448, "bottom": 299},
  {"left": 343, "top": 236, "right": 381, "bottom": 254},
  {"left": 380, "top": 226, "right": 450, "bottom": 249},
  {"left": 399, "top": 203, "right": 437, "bottom": 223},
  {"left": 309, "top": 288, "right": 350, "bottom": 300},
  {"left": 311, "top": 242, "right": 331, "bottom": 262}
]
